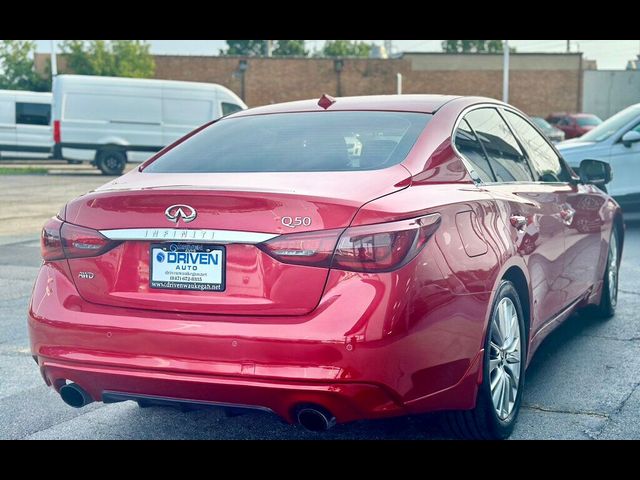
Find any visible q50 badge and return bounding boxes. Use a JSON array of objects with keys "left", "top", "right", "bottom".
[{"left": 281, "top": 216, "right": 312, "bottom": 228}]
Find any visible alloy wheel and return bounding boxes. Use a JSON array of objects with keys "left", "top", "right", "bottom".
[
  {"left": 608, "top": 230, "right": 619, "bottom": 308},
  {"left": 489, "top": 297, "right": 522, "bottom": 420}
]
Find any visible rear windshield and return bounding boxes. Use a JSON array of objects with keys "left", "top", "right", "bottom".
[{"left": 144, "top": 111, "right": 431, "bottom": 173}]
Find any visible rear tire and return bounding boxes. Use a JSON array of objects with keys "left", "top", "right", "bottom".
[
  {"left": 443, "top": 281, "right": 526, "bottom": 439},
  {"left": 587, "top": 227, "right": 619, "bottom": 320},
  {"left": 96, "top": 149, "right": 126, "bottom": 175}
]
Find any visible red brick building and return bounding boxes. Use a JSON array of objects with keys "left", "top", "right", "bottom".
[{"left": 36, "top": 52, "right": 590, "bottom": 117}]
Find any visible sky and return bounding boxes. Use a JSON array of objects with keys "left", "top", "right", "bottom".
[{"left": 34, "top": 40, "right": 640, "bottom": 70}]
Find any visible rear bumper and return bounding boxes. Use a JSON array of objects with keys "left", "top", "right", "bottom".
[
  {"left": 38, "top": 357, "right": 400, "bottom": 423},
  {"left": 29, "top": 251, "right": 487, "bottom": 424}
]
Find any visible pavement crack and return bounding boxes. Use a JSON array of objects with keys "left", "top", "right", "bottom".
[
  {"left": 582, "top": 380, "right": 640, "bottom": 439},
  {"left": 522, "top": 403, "right": 609, "bottom": 419}
]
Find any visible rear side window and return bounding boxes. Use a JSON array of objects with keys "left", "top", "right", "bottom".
[
  {"left": 221, "top": 102, "right": 244, "bottom": 116},
  {"left": 454, "top": 119, "right": 495, "bottom": 183},
  {"left": 16, "top": 102, "right": 50, "bottom": 126},
  {"left": 145, "top": 111, "right": 431, "bottom": 173},
  {"left": 503, "top": 110, "right": 570, "bottom": 182},
  {"left": 464, "top": 108, "right": 534, "bottom": 183}
]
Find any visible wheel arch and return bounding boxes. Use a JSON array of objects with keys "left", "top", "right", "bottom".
[
  {"left": 501, "top": 265, "right": 531, "bottom": 347},
  {"left": 482, "top": 258, "right": 533, "bottom": 361}
]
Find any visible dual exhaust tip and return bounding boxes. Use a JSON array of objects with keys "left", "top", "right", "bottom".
[{"left": 59, "top": 383, "right": 336, "bottom": 432}]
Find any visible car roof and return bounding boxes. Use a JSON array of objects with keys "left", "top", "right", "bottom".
[{"left": 232, "top": 94, "right": 462, "bottom": 116}]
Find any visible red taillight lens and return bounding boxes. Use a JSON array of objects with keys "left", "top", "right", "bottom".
[
  {"left": 257, "top": 229, "right": 343, "bottom": 268},
  {"left": 41, "top": 217, "right": 64, "bottom": 261},
  {"left": 53, "top": 120, "right": 61, "bottom": 144},
  {"left": 61, "top": 223, "right": 114, "bottom": 259},
  {"left": 333, "top": 214, "right": 441, "bottom": 272},
  {"left": 258, "top": 213, "right": 441, "bottom": 273},
  {"left": 40, "top": 220, "right": 117, "bottom": 261}
]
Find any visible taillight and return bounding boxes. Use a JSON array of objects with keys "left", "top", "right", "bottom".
[
  {"left": 61, "top": 223, "right": 115, "bottom": 258},
  {"left": 332, "top": 214, "right": 441, "bottom": 273},
  {"left": 53, "top": 120, "right": 61, "bottom": 144},
  {"left": 40, "top": 220, "right": 117, "bottom": 261},
  {"left": 41, "top": 217, "right": 64, "bottom": 261},
  {"left": 258, "top": 213, "right": 441, "bottom": 273},
  {"left": 257, "top": 229, "right": 343, "bottom": 268}
]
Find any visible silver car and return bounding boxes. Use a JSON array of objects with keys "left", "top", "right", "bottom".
[
  {"left": 530, "top": 116, "right": 565, "bottom": 143},
  {"left": 558, "top": 103, "right": 640, "bottom": 211}
]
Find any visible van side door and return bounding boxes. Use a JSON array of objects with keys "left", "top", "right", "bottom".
[{"left": 15, "top": 100, "right": 52, "bottom": 153}]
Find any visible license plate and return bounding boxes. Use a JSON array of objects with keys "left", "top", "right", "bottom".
[{"left": 150, "top": 243, "right": 225, "bottom": 292}]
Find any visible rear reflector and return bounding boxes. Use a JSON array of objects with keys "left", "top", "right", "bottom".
[{"left": 258, "top": 213, "right": 441, "bottom": 273}]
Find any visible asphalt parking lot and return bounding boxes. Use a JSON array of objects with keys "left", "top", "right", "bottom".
[{"left": 0, "top": 169, "right": 638, "bottom": 439}]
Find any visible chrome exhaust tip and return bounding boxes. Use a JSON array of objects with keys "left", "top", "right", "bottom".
[{"left": 296, "top": 406, "right": 336, "bottom": 432}]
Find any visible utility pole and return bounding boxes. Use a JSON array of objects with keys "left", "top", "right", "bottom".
[
  {"left": 397, "top": 73, "right": 402, "bottom": 95},
  {"left": 566, "top": 40, "right": 571, "bottom": 52},
  {"left": 50, "top": 40, "right": 57, "bottom": 76},
  {"left": 384, "top": 40, "right": 393, "bottom": 57},
  {"left": 503, "top": 40, "right": 509, "bottom": 103},
  {"left": 265, "top": 40, "right": 273, "bottom": 57}
]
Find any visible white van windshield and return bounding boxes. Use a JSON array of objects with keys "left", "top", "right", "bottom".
[{"left": 144, "top": 111, "right": 431, "bottom": 173}]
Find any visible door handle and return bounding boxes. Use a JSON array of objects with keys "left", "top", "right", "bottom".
[{"left": 510, "top": 215, "right": 527, "bottom": 231}]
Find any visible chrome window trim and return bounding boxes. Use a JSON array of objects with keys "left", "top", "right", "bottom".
[
  {"left": 99, "top": 228, "right": 279, "bottom": 244},
  {"left": 451, "top": 103, "right": 536, "bottom": 186}
]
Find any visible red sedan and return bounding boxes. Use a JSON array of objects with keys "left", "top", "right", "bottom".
[
  {"left": 29, "top": 94, "right": 623, "bottom": 439},
  {"left": 546, "top": 112, "right": 602, "bottom": 139}
]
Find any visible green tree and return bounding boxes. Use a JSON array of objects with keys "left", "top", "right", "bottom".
[
  {"left": 441, "top": 40, "right": 509, "bottom": 53},
  {"left": 273, "top": 40, "right": 308, "bottom": 57},
  {"left": 221, "top": 40, "right": 266, "bottom": 56},
  {"left": 0, "top": 40, "right": 50, "bottom": 91},
  {"left": 60, "top": 40, "right": 155, "bottom": 78},
  {"left": 322, "top": 40, "right": 373, "bottom": 57}
]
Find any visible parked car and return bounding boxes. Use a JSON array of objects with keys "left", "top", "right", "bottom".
[
  {"left": 0, "top": 90, "right": 52, "bottom": 159},
  {"left": 530, "top": 116, "right": 565, "bottom": 143},
  {"left": 557, "top": 103, "right": 640, "bottom": 211},
  {"left": 546, "top": 112, "right": 602, "bottom": 139},
  {"left": 52, "top": 75, "right": 247, "bottom": 175},
  {"left": 30, "top": 94, "right": 623, "bottom": 440}
]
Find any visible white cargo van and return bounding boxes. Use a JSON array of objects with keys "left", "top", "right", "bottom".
[
  {"left": 52, "top": 75, "right": 247, "bottom": 174},
  {"left": 0, "top": 90, "right": 52, "bottom": 159}
]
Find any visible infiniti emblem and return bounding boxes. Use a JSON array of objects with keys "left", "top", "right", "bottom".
[{"left": 165, "top": 204, "right": 197, "bottom": 223}]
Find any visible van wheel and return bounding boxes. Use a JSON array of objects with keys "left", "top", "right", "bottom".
[
  {"left": 442, "top": 281, "right": 526, "bottom": 439},
  {"left": 96, "top": 150, "right": 126, "bottom": 175}
]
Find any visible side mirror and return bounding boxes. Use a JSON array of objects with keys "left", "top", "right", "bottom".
[
  {"left": 621, "top": 130, "right": 640, "bottom": 148},
  {"left": 579, "top": 159, "right": 612, "bottom": 186}
]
